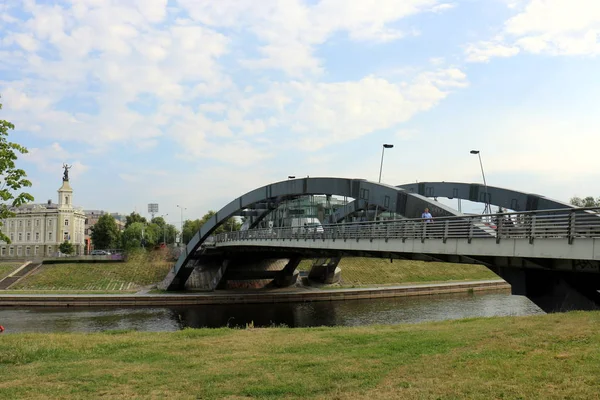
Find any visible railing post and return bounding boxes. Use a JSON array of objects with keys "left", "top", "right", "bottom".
[
  {"left": 496, "top": 215, "right": 503, "bottom": 244},
  {"left": 568, "top": 211, "right": 576, "bottom": 245},
  {"left": 468, "top": 217, "right": 474, "bottom": 244},
  {"left": 443, "top": 220, "right": 449, "bottom": 243},
  {"left": 529, "top": 214, "right": 536, "bottom": 244}
]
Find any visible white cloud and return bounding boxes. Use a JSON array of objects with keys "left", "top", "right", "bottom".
[
  {"left": 466, "top": 0, "right": 600, "bottom": 61},
  {"left": 178, "top": 0, "right": 453, "bottom": 76},
  {"left": 465, "top": 40, "right": 520, "bottom": 62}
]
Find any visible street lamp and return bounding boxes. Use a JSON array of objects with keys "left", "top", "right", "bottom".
[
  {"left": 470, "top": 150, "right": 491, "bottom": 214},
  {"left": 161, "top": 214, "right": 168, "bottom": 244},
  {"left": 288, "top": 176, "right": 295, "bottom": 179},
  {"left": 176, "top": 205, "right": 186, "bottom": 246},
  {"left": 378, "top": 144, "right": 394, "bottom": 183}
]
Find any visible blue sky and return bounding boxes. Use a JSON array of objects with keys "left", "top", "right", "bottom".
[{"left": 1, "top": 0, "right": 600, "bottom": 224}]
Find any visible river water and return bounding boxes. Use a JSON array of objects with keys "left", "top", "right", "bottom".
[{"left": 0, "top": 291, "right": 543, "bottom": 334}]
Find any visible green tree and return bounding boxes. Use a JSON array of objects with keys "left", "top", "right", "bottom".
[
  {"left": 90, "top": 214, "right": 120, "bottom": 250},
  {"left": 59, "top": 240, "right": 74, "bottom": 255},
  {"left": 570, "top": 196, "right": 600, "bottom": 207},
  {"left": 121, "top": 222, "right": 160, "bottom": 250},
  {"left": 181, "top": 211, "right": 241, "bottom": 244},
  {"left": 0, "top": 99, "right": 34, "bottom": 243},
  {"left": 125, "top": 212, "right": 147, "bottom": 229}
]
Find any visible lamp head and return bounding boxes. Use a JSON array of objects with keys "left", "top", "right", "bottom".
[
  {"left": 470, "top": 150, "right": 480, "bottom": 154},
  {"left": 288, "top": 176, "right": 295, "bottom": 179},
  {"left": 383, "top": 144, "right": 394, "bottom": 149}
]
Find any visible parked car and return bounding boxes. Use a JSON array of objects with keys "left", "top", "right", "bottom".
[{"left": 90, "top": 250, "right": 111, "bottom": 255}]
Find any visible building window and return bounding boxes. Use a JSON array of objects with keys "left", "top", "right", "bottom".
[
  {"left": 10, "top": 233, "right": 14, "bottom": 242},
  {"left": 9, "top": 247, "right": 13, "bottom": 256},
  {"left": 17, "top": 247, "right": 22, "bottom": 256},
  {"left": 10, "top": 221, "right": 13, "bottom": 229},
  {"left": 47, "top": 246, "right": 52, "bottom": 255},
  {"left": 34, "top": 246, "right": 38, "bottom": 256},
  {"left": 26, "top": 232, "right": 31, "bottom": 241},
  {"left": 48, "top": 220, "right": 52, "bottom": 227},
  {"left": 18, "top": 233, "right": 22, "bottom": 242},
  {"left": 25, "top": 247, "right": 30, "bottom": 256},
  {"left": 64, "top": 232, "right": 69, "bottom": 241},
  {"left": 35, "top": 219, "right": 40, "bottom": 227},
  {"left": 65, "top": 219, "right": 69, "bottom": 226},
  {"left": 18, "top": 220, "right": 22, "bottom": 228},
  {"left": 27, "top": 220, "right": 31, "bottom": 228},
  {"left": 35, "top": 232, "right": 40, "bottom": 242},
  {"left": 48, "top": 232, "right": 53, "bottom": 241},
  {"left": 1, "top": 248, "right": 5, "bottom": 256}
]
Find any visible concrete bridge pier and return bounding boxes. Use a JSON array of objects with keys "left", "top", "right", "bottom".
[
  {"left": 308, "top": 257, "right": 342, "bottom": 284},
  {"left": 491, "top": 267, "right": 600, "bottom": 312},
  {"left": 273, "top": 257, "right": 301, "bottom": 287}
]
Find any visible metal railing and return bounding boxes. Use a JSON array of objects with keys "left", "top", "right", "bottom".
[{"left": 211, "top": 207, "right": 600, "bottom": 245}]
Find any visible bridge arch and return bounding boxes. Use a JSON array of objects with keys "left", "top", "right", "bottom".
[
  {"left": 163, "top": 177, "right": 465, "bottom": 290},
  {"left": 328, "top": 181, "right": 574, "bottom": 223}
]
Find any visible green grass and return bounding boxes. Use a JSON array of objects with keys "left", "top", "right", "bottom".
[
  {"left": 299, "top": 257, "right": 498, "bottom": 287},
  {"left": 0, "top": 262, "right": 23, "bottom": 280},
  {"left": 0, "top": 311, "right": 599, "bottom": 399},
  {"left": 10, "top": 252, "right": 172, "bottom": 291}
]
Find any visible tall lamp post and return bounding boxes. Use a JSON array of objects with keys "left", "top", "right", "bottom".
[
  {"left": 161, "top": 214, "right": 168, "bottom": 244},
  {"left": 176, "top": 205, "right": 186, "bottom": 247},
  {"left": 470, "top": 150, "right": 491, "bottom": 214},
  {"left": 378, "top": 144, "right": 394, "bottom": 183},
  {"left": 374, "top": 144, "right": 394, "bottom": 221}
]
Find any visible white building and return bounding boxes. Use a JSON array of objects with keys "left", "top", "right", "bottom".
[{"left": 0, "top": 175, "right": 86, "bottom": 258}]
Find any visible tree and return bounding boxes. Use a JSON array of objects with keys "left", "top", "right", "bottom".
[
  {"left": 121, "top": 222, "right": 161, "bottom": 250},
  {"left": 90, "top": 214, "right": 120, "bottom": 250},
  {"left": 570, "top": 196, "right": 600, "bottom": 207},
  {"left": 0, "top": 99, "right": 34, "bottom": 243},
  {"left": 59, "top": 240, "right": 74, "bottom": 255},
  {"left": 125, "top": 212, "right": 147, "bottom": 229},
  {"left": 181, "top": 211, "right": 241, "bottom": 244}
]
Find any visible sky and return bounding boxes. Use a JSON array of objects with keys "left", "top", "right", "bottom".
[{"left": 1, "top": 0, "right": 600, "bottom": 225}]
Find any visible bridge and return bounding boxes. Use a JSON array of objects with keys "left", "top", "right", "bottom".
[{"left": 160, "top": 177, "right": 600, "bottom": 312}]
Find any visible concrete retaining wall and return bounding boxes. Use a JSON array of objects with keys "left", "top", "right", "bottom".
[{"left": 0, "top": 280, "right": 509, "bottom": 307}]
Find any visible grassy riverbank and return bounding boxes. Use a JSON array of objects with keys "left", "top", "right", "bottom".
[
  {"left": 1, "top": 311, "right": 599, "bottom": 399},
  {"left": 0, "top": 262, "right": 24, "bottom": 280},
  {"left": 6, "top": 255, "right": 497, "bottom": 292},
  {"left": 10, "top": 252, "right": 171, "bottom": 292},
  {"left": 300, "top": 257, "right": 498, "bottom": 287}
]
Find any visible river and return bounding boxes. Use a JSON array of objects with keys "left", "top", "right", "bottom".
[{"left": 0, "top": 291, "right": 543, "bottom": 334}]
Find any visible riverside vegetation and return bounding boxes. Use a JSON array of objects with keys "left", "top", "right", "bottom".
[
  {"left": 0, "top": 311, "right": 598, "bottom": 399},
  {"left": 5, "top": 255, "right": 498, "bottom": 292}
]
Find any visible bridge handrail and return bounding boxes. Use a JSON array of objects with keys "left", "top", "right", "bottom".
[{"left": 211, "top": 206, "right": 600, "bottom": 244}]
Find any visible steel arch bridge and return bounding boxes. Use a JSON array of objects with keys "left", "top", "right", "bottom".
[{"left": 160, "top": 177, "right": 600, "bottom": 312}]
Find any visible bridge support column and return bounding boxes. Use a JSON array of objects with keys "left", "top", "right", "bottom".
[
  {"left": 274, "top": 257, "right": 301, "bottom": 287},
  {"left": 491, "top": 267, "right": 600, "bottom": 312},
  {"left": 308, "top": 257, "right": 342, "bottom": 284}
]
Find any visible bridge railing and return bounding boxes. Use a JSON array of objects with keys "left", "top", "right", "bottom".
[{"left": 211, "top": 207, "right": 600, "bottom": 245}]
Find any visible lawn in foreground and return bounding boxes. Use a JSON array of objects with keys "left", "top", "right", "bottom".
[
  {"left": 299, "top": 257, "right": 498, "bottom": 287},
  {"left": 10, "top": 252, "right": 172, "bottom": 291},
  {"left": 0, "top": 311, "right": 598, "bottom": 399}
]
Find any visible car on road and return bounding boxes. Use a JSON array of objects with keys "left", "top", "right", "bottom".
[{"left": 90, "top": 250, "right": 111, "bottom": 255}]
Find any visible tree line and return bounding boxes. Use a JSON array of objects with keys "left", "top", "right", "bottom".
[{"left": 90, "top": 210, "right": 241, "bottom": 251}]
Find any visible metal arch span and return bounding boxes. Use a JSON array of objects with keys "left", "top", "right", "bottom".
[
  {"left": 328, "top": 181, "right": 574, "bottom": 223},
  {"left": 397, "top": 181, "right": 573, "bottom": 211},
  {"left": 163, "top": 177, "right": 466, "bottom": 290}
]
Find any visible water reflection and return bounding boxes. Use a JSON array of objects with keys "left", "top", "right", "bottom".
[{"left": 0, "top": 292, "right": 543, "bottom": 334}]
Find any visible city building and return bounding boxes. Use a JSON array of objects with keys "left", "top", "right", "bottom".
[
  {"left": 0, "top": 169, "right": 86, "bottom": 258},
  {"left": 84, "top": 211, "right": 126, "bottom": 253}
]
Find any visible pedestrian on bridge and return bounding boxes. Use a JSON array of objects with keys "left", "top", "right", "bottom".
[{"left": 421, "top": 208, "right": 433, "bottom": 223}]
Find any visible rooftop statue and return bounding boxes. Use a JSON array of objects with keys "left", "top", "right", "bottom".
[{"left": 62, "top": 163, "right": 72, "bottom": 181}]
